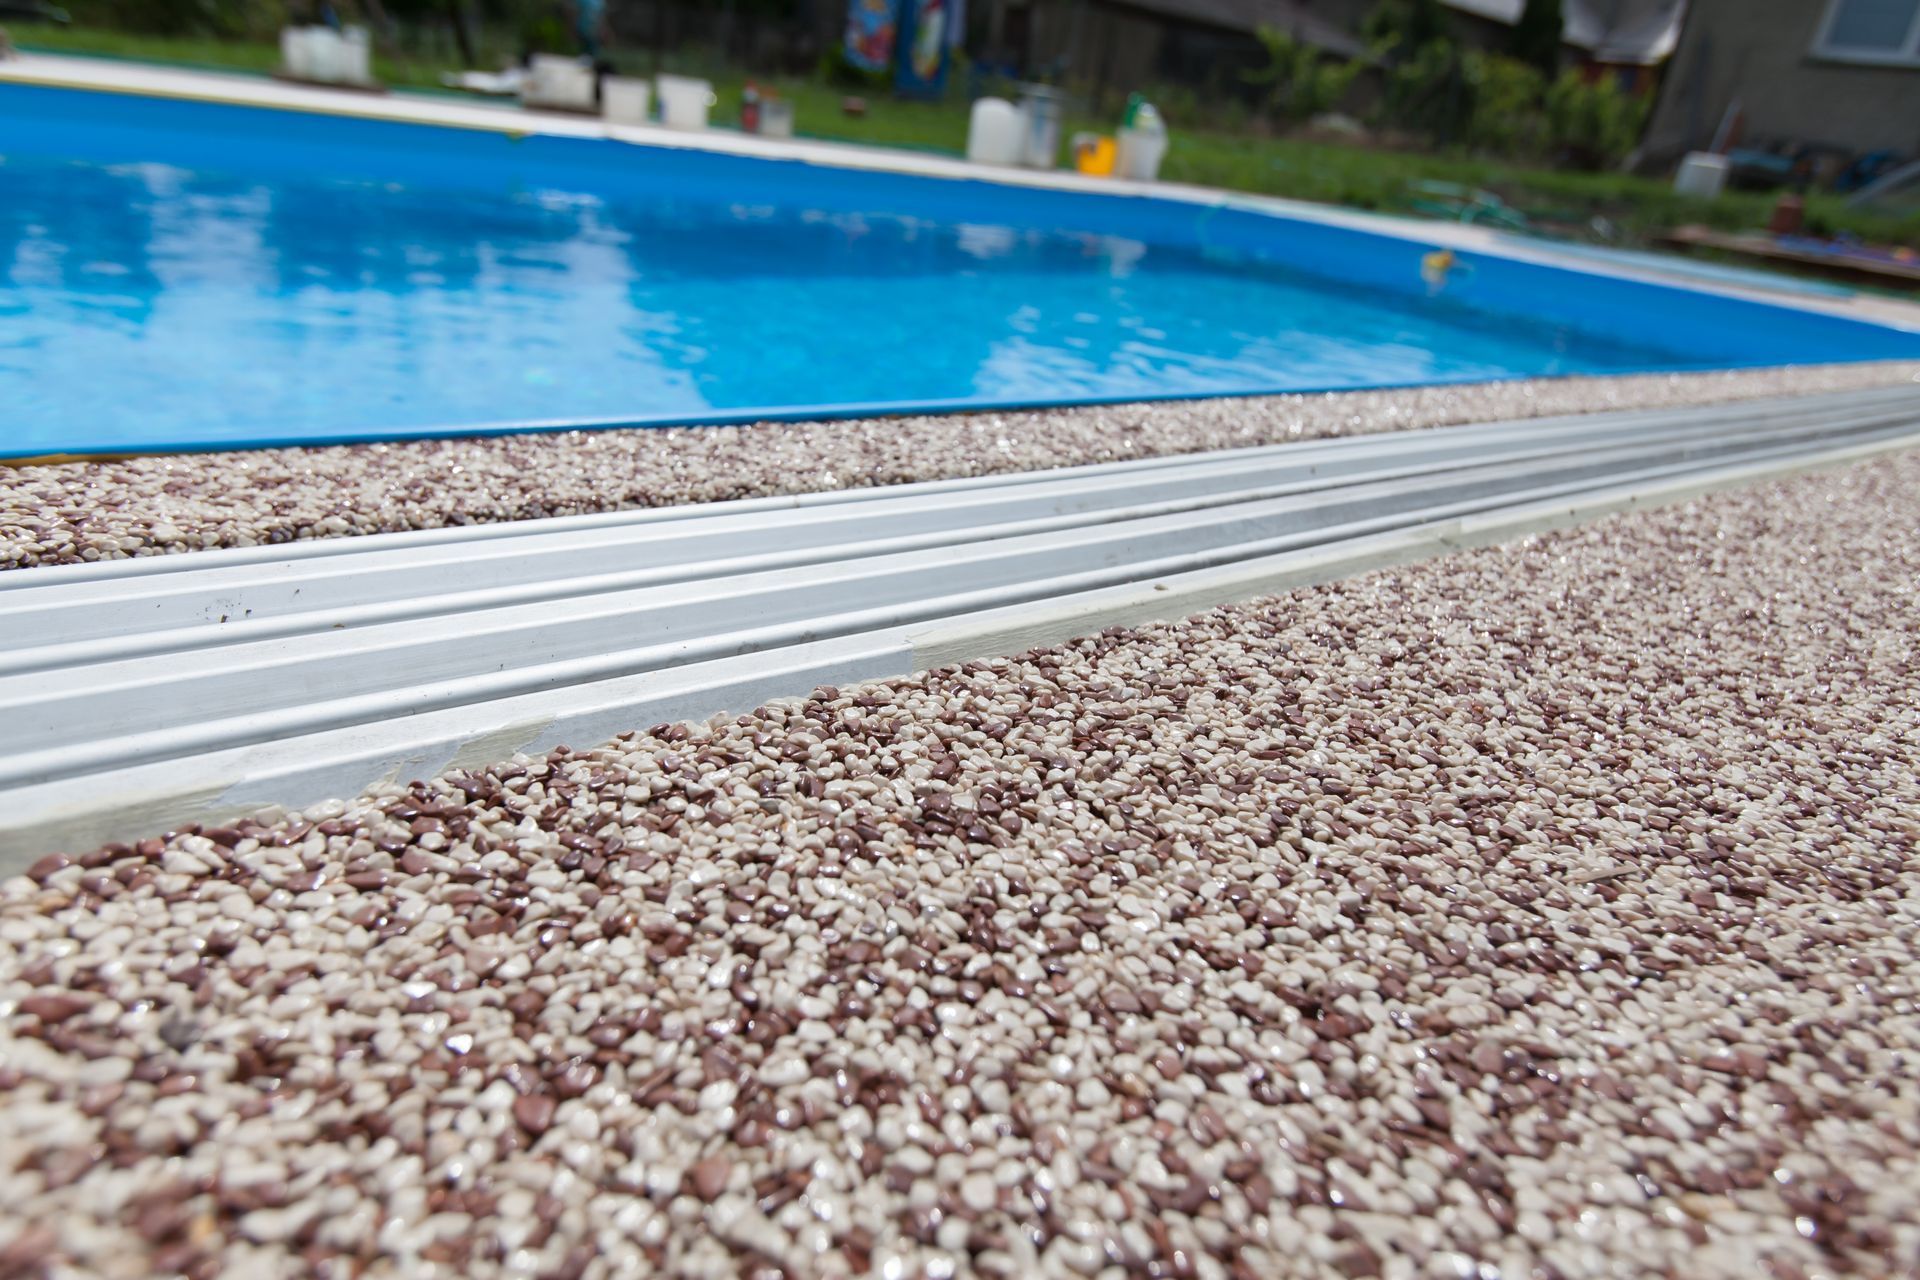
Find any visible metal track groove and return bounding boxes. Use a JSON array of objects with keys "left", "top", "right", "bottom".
[{"left": 3, "top": 384, "right": 1917, "bottom": 861}]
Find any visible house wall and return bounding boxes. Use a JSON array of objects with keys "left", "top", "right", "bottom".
[
  {"left": 1091, "top": 9, "right": 1175, "bottom": 94},
  {"left": 1644, "top": 0, "right": 1920, "bottom": 160}
]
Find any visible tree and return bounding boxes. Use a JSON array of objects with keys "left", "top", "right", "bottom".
[
  {"left": 1363, "top": 0, "right": 1450, "bottom": 58},
  {"left": 1509, "top": 0, "right": 1564, "bottom": 76},
  {"left": 1366, "top": 0, "right": 1469, "bottom": 144}
]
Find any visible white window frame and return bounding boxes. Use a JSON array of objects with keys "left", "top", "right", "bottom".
[{"left": 1812, "top": 0, "right": 1920, "bottom": 66}]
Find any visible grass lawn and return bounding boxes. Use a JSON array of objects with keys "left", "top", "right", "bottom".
[
  {"left": 14, "top": 22, "right": 503, "bottom": 92},
  {"left": 14, "top": 23, "right": 1919, "bottom": 252}
]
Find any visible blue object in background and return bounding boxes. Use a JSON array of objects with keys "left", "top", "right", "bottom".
[
  {"left": 576, "top": 0, "right": 605, "bottom": 57},
  {"left": 842, "top": 0, "right": 898, "bottom": 73},
  {"left": 3, "top": 81, "right": 1919, "bottom": 458},
  {"left": 893, "top": 0, "right": 950, "bottom": 98}
]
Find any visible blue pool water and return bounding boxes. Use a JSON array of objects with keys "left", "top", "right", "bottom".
[{"left": 4, "top": 82, "right": 1918, "bottom": 456}]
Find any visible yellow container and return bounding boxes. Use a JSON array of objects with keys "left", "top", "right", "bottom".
[{"left": 1073, "top": 135, "right": 1118, "bottom": 177}]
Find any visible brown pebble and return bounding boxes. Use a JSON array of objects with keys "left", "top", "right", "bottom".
[
  {"left": 18, "top": 994, "right": 92, "bottom": 1024},
  {"left": 690, "top": 1155, "right": 732, "bottom": 1201},
  {"left": 512, "top": 1094, "right": 556, "bottom": 1135}
]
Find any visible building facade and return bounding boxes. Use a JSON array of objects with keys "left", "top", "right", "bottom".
[{"left": 1644, "top": 0, "right": 1920, "bottom": 161}]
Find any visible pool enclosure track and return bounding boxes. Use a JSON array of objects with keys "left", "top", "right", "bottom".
[{"left": 4, "top": 384, "right": 1919, "bottom": 862}]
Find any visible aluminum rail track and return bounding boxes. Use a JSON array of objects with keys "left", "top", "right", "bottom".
[{"left": 4, "top": 384, "right": 1919, "bottom": 862}]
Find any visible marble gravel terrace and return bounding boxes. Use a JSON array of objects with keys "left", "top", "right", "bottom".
[
  {"left": 2, "top": 451, "right": 1917, "bottom": 1280},
  {"left": 5, "top": 361, "right": 1920, "bottom": 571}
]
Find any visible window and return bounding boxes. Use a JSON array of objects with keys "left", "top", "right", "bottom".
[{"left": 1813, "top": 0, "right": 1920, "bottom": 65}]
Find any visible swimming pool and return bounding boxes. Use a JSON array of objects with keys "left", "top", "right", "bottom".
[{"left": 5, "top": 81, "right": 1918, "bottom": 457}]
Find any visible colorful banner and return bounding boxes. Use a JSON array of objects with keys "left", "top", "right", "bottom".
[
  {"left": 843, "top": 0, "right": 899, "bottom": 74},
  {"left": 893, "top": 0, "right": 949, "bottom": 97}
]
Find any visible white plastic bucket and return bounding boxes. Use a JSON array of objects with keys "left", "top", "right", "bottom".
[
  {"left": 601, "top": 76, "right": 652, "bottom": 124},
  {"left": 283, "top": 27, "right": 336, "bottom": 82},
  {"left": 966, "top": 98, "right": 1023, "bottom": 165},
  {"left": 279, "top": 27, "right": 310, "bottom": 79},
  {"left": 308, "top": 29, "right": 346, "bottom": 83},
  {"left": 1017, "top": 85, "right": 1063, "bottom": 169},
  {"left": 1673, "top": 151, "right": 1730, "bottom": 199},
  {"left": 1116, "top": 127, "right": 1168, "bottom": 181},
  {"left": 338, "top": 26, "right": 371, "bottom": 85},
  {"left": 656, "top": 75, "right": 714, "bottom": 130},
  {"left": 760, "top": 99, "right": 795, "bottom": 139},
  {"left": 525, "top": 54, "right": 596, "bottom": 111}
]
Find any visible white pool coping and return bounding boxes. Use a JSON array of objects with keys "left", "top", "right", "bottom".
[{"left": 8, "top": 49, "right": 1920, "bottom": 334}]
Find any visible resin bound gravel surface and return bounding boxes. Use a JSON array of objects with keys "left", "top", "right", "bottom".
[
  {"left": 5, "top": 361, "right": 1920, "bottom": 570},
  {"left": 3, "top": 451, "right": 1918, "bottom": 1280}
]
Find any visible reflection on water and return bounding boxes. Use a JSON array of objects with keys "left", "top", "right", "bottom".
[{"left": 1, "top": 154, "right": 1697, "bottom": 452}]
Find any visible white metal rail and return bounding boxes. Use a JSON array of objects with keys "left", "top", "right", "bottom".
[{"left": 4, "top": 384, "right": 1918, "bottom": 862}]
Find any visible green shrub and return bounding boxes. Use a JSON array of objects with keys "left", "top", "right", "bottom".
[
  {"left": 1545, "top": 72, "right": 1650, "bottom": 168},
  {"left": 1376, "top": 44, "right": 1649, "bottom": 165},
  {"left": 1462, "top": 52, "right": 1546, "bottom": 156},
  {"left": 1378, "top": 37, "right": 1471, "bottom": 143},
  {"left": 1242, "top": 27, "right": 1362, "bottom": 124}
]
